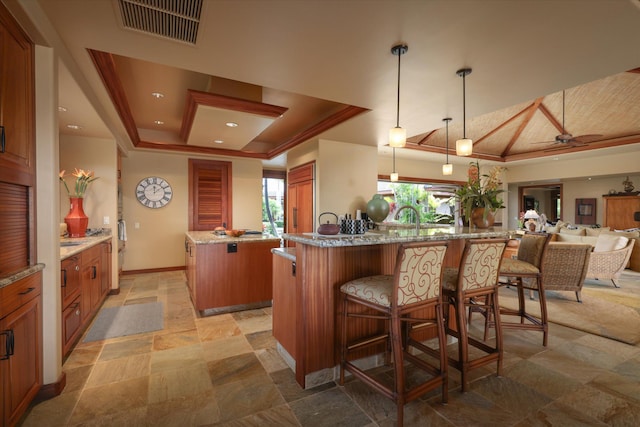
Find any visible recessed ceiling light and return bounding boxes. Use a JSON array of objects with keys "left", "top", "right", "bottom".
[
  {"left": 225, "top": 122, "right": 238, "bottom": 128},
  {"left": 151, "top": 92, "right": 164, "bottom": 99},
  {"left": 58, "top": 106, "right": 67, "bottom": 112},
  {"left": 154, "top": 120, "right": 164, "bottom": 125},
  {"left": 213, "top": 140, "right": 223, "bottom": 144},
  {"left": 66, "top": 124, "right": 81, "bottom": 130}
]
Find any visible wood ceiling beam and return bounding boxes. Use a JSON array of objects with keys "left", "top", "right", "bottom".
[
  {"left": 88, "top": 49, "right": 141, "bottom": 146},
  {"left": 266, "top": 105, "right": 369, "bottom": 159},
  {"left": 416, "top": 129, "right": 438, "bottom": 146},
  {"left": 538, "top": 102, "right": 563, "bottom": 134},
  {"left": 500, "top": 98, "right": 544, "bottom": 157}
]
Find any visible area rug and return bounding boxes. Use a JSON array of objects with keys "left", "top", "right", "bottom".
[
  {"left": 498, "top": 271, "right": 640, "bottom": 345},
  {"left": 84, "top": 302, "right": 164, "bottom": 342}
]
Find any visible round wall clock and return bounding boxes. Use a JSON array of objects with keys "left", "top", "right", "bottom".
[{"left": 136, "top": 176, "right": 173, "bottom": 209}]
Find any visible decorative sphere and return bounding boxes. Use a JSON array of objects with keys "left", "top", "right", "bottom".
[{"left": 366, "top": 194, "right": 390, "bottom": 223}]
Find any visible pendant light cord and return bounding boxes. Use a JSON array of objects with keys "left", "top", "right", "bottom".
[
  {"left": 396, "top": 49, "right": 401, "bottom": 128},
  {"left": 562, "top": 90, "right": 565, "bottom": 133},
  {"left": 462, "top": 73, "right": 466, "bottom": 138},
  {"left": 445, "top": 120, "right": 449, "bottom": 163}
]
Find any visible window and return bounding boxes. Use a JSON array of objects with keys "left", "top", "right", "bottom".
[
  {"left": 376, "top": 180, "right": 457, "bottom": 225},
  {"left": 262, "top": 170, "right": 286, "bottom": 236}
]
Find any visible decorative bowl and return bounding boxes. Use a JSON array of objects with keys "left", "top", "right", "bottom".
[{"left": 225, "top": 229, "right": 246, "bottom": 237}]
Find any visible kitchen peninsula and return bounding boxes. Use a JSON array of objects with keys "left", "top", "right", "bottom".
[
  {"left": 272, "top": 227, "right": 513, "bottom": 388},
  {"left": 185, "top": 232, "right": 281, "bottom": 315}
]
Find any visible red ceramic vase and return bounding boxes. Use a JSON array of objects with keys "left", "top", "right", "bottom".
[{"left": 64, "top": 197, "right": 89, "bottom": 237}]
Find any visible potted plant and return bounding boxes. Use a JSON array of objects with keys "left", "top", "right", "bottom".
[{"left": 454, "top": 161, "right": 505, "bottom": 228}]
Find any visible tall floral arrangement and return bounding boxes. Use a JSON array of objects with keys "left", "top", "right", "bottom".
[
  {"left": 59, "top": 168, "right": 98, "bottom": 198},
  {"left": 454, "top": 160, "right": 505, "bottom": 223}
]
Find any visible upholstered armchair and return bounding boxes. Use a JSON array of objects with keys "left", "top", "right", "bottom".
[{"left": 585, "top": 239, "right": 635, "bottom": 288}]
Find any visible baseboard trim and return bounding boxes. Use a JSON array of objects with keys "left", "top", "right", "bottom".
[
  {"left": 34, "top": 371, "right": 66, "bottom": 403},
  {"left": 121, "top": 266, "right": 185, "bottom": 275}
]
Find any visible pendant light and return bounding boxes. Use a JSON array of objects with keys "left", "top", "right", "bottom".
[
  {"left": 389, "top": 44, "right": 408, "bottom": 148},
  {"left": 455, "top": 68, "right": 473, "bottom": 156},
  {"left": 390, "top": 148, "right": 399, "bottom": 182},
  {"left": 442, "top": 117, "right": 453, "bottom": 175}
]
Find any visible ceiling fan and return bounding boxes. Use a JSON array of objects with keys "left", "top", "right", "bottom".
[{"left": 538, "top": 90, "right": 603, "bottom": 148}]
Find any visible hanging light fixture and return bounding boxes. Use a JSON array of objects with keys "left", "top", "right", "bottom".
[
  {"left": 389, "top": 44, "right": 408, "bottom": 148},
  {"left": 442, "top": 117, "right": 453, "bottom": 175},
  {"left": 455, "top": 68, "right": 473, "bottom": 156},
  {"left": 390, "top": 148, "right": 399, "bottom": 182}
]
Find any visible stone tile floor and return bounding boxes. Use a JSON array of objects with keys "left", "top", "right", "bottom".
[{"left": 21, "top": 270, "right": 640, "bottom": 426}]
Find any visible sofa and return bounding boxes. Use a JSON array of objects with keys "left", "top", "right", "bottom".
[{"left": 544, "top": 223, "right": 640, "bottom": 273}]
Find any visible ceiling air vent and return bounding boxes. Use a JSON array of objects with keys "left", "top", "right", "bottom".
[{"left": 117, "top": 0, "right": 203, "bottom": 45}]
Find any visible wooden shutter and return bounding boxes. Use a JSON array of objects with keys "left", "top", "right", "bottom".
[
  {"left": 0, "top": 181, "right": 30, "bottom": 274},
  {"left": 188, "top": 159, "right": 232, "bottom": 231}
]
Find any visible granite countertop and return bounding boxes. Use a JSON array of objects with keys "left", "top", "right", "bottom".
[
  {"left": 283, "top": 227, "right": 515, "bottom": 248},
  {"left": 0, "top": 264, "right": 46, "bottom": 289},
  {"left": 186, "top": 231, "right": 282, "bottom": 245},
  {"left": 60, "top": 234, "right": 112, "bottom": 260},
  {"left": 271, "top": 247, "right": 296, "bottom": 262}
]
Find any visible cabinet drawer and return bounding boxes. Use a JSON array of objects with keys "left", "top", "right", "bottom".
[
  {"left": 62, "top": 295, "right": 82, "bottom": 356},
  {"left": 61, "top": 255, "right": 81, "bottom": 307},
  {"left": 0, "top": 272, "right": 42, "bottom": 316}
]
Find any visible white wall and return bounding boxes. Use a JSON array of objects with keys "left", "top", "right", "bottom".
[{"left": 317, "top": 139, "right": 378, "bottom": 218}]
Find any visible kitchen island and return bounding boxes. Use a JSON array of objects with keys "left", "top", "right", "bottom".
[
  {"left": 185, "top": 231, "right": 281, "bottom": 315},
  {"left": 273, "top": 227, "right": 513, "bottom": 388}
]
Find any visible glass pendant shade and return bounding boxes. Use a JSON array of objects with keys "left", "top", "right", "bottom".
[
  {"left": 456, "top": 138, "right": 473, "bottom": 156},
  {"left": 390, "top": 172, "right": 399, "bottom": 182},
  {"left": 389, "top": 126, "right": 406, "bottom": 148},
  {"left": 442, "top": 163, "right": 453, "bottom": 175}
]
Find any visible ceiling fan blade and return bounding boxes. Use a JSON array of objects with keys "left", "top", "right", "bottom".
[{"left": 572, "top": 134, "right": 604, "bottom": 143}]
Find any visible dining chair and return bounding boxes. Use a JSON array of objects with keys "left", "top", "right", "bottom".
[
  {"left": 442, "top": 238, "right": 508, "bottom": 392},
  {"left": 338, "top": 241, "right": 448, "bottom": 426}
]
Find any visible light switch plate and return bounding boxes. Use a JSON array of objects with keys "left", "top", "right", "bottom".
[{"left": 103, "top": 216, "right": 110, "bottom": 225}]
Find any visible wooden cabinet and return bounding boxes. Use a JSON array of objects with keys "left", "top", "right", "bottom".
[
  {"left": 186, "top": 239, "right": 280, "bottom": 313},
  {"left": 286, "top": 162, "right": 314, "bottom": 243},
  {"left": 272, "top": 253, "right": 297, "bottom": 359},
  {"left": 603, "top": 195, "right": 640, "bottom": 230},
  {"left": 0, "top": 3, "right": 35, "bottom": 186},
  {"left": 61, "top": 255, "right": 81, "bottom": 309},
  {"left": 81, "top": 245, "right": 102, "bottom": 323},
  {"left": 61, "top": 242, "right": 111, "bottom": 358},
  {"left": 0, "top": 271, "right": 42, "bottom": 427}
]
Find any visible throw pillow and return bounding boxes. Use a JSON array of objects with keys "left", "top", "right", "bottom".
[
  {"left": 585, "top": 227, "right": 610, "bottom": 237},
  {"left": 559, "top": 227, "right": 586, "bottom": 236},
  {"left": 594, "top": 234, "right": 629, "bottom": 252}
]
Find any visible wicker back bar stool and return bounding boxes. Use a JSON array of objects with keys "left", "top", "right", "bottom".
[{"left": 338, "top": 241, "right": 449, "bottom": 426}]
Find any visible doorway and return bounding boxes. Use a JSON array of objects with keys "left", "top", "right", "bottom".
[{"left": 519, "top": 184, "right": 563, "bottom": 223}]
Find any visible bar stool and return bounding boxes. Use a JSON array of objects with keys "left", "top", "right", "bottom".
[
  {"left": 442, "top": 238, "right": 508, "bottom": 392},
  {"left": 338, "top": 241, "right": 448, "bottom": 426},
  {"left": 496, "top": 232, "right": 552, "bottom": 346}
]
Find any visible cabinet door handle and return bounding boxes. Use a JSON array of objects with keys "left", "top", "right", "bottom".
[
  {"left": 0, "top": 125, "right": 5, "bottom": 153},
  {"left": 1, "top": 330, "right": 14, "bottom": 360},
  {"left": 75, "top": 265, "right": 80, "bottom": 271},
  {"left": 293, "top": 208, "right": 298, "bottom": 228},
  {"left": 19, "top": 287, "right": 35, "bottom": 295},
  {"left": 185, "top": 240, "right": 188, "bottom": 253},
  {"left": 92, "top": 266, "right": 97, "bottom": 279},
  {"left": 62, "top": 269, "right": 67, "bottom": 287}
]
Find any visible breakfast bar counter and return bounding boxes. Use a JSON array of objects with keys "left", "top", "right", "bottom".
[{"left": 273, "top": 227, "right": 513, "bottom": 388}]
